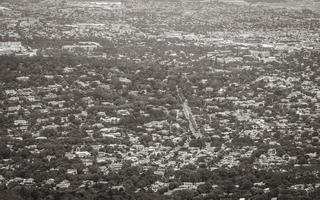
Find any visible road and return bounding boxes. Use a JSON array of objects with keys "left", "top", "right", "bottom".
[{"left": 177, "top": 86, "right": 202, "bottom": 139}]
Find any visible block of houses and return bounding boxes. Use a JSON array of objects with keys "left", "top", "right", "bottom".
[{"left": 56, "top": 180, "right": 70, "bottom": 189}]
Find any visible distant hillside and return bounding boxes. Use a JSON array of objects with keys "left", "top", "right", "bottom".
[{"left": 244, "top": 0, "right": 287, "bottom": 3}]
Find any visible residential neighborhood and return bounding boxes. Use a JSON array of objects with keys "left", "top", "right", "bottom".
[{"left": 0, "top": 0, "right": 320, "bottom": 199}]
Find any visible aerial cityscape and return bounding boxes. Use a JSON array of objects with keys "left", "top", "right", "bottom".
[{"left": 0, "top": 0, "right": 320, "bottom": 199}]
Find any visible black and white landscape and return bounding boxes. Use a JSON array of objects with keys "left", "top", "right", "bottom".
[{"left": 0, "top": 0, "right": 320, "bottom": 199}]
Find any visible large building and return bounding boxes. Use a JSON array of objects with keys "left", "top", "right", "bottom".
[
  {"left": 69, "top": 1, "right": 123, "bottom": 10},
  {"left": 0, "top": 41, "right": 24, "bottom": 54},
  {"left": 62, "top": 42, "right": 102, "bottom": 52}
]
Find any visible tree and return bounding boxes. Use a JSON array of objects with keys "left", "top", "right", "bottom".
[
  {"left": 172, "top": 189, "right": 197, "bottom": 200},
  {"left": 297, "top": 155, "right": 308, "bottom": 165},
  {"left": 0, "top": 142, "right": 11, "bottom": 159},
  {"left": 53, "top": 117, "right": 62, "bottom": 125},
  {"left": 41, "top": 128, "right": 57, "bottom": 138},
  {"left": 0, "top": 190, "right": 24, "bottom": 200},
  {"left": 205, "top": 190, "right": 221, "bottom": 200},
  {"left": 197, "top": 182, "right": 212, "bottom": 194},
  {"left": 220, "top": 179, "right": 235, "bottom": 193},
  {"left": 139, "top": 135, "right": 153, "bottom": 146},
  {"left": 189, "top": 139, "right": 205, "bottom": 148},
  {"left": 169, "top": 182, "right": 180, "bottom": 190},
  {"left": 240, "top": 178, "right": 253, "bottom": 190}
]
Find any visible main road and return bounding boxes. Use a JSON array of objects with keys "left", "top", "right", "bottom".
[{"left": 176, "top": 86, "right": 202, "bottom": 139}]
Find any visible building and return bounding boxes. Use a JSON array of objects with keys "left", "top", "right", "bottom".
[
  {"left": 249, "top": 50, "right": 270, "bottom": 59},
  {"left": 62, "top": 42, "right": 101, "bottom": 52},
  {"left": 56, "top": 180, "right": 71, "bottom": 189},
  {"left": 0, "top": 41, "right": 23, "bottom": 53}
]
